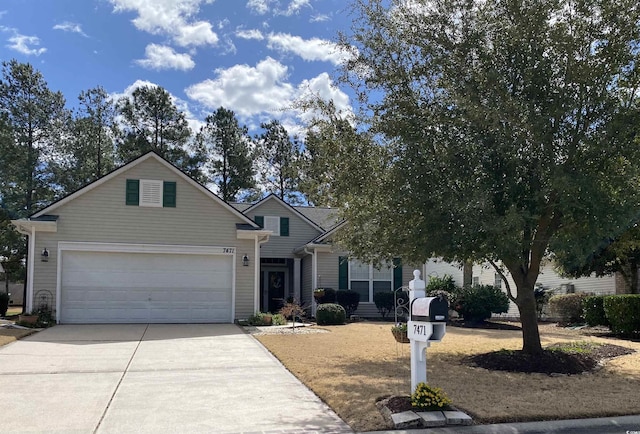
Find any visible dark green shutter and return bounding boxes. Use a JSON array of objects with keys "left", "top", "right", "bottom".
[
  {"left": 393, "top": 258, "right": 403, "bottom": 290},
  {"left": 163, "top": 181, "right": 176, "bottom": 207},
  {"left": 126, "top": 179, "right": 139, "bottom": 206},
  {"left": 255, "top": 216, "right": 264, "bottom": 227},
  {"left": 338, "top": 256, "right": 349, "bottom": 289},
  {"left": 280, "top": 217, "right": 289, "bottom": 236}
]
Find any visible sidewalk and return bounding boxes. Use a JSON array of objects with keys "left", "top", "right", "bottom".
[{"left": 363, "top": 415, "right": 640, "bottom": 434}]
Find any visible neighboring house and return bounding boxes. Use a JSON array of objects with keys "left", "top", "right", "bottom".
[
  {"left": 424, "top": 259, "right": 620, "bottom": 318},
  {"left": 11, "top": 151, "right": 418, "bottom": 324}
]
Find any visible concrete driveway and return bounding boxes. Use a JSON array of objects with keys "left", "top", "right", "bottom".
[{"left": 0, "top": 324, "right": 352, "bottom": 434}]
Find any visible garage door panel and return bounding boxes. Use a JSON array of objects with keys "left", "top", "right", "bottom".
[{"left": 60, "top": 250, "right": 233, "bottom": 324}]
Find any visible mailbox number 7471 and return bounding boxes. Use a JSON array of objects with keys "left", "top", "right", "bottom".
[{"left": 413, "top": 323, "right": 428, "bottom": 336}]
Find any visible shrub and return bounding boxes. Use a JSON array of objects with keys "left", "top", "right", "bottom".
[
  {"left": 271, "top": 313, "right": 287, "bottom": 326},
  {"left": 411, "top": 382, "right": 452, "bottom": 410},
  {"left": 453, "top": 284, "right": 509, "bottom": 322},
  {"left": 336, "top": 289, "right": 360, "bottom": 316},
  {"left": 373, "top": 291, "right": 395, "bottom": 318},
  {"left": 549, "top": 293, "right": 588, "bottom": 325},
  {"left": 247, "top": 312, "right": 273, "bottom": 326},
  {"left": 426, "top": 275, "right": 458, "bottom": 293},
  {"left": 316, "top": 303, "right": 346, "bottom": 325},
  {"left": 582, "top": 295, "right": 609, "bottom": 327},
  {"left": 315, "top": 288, "right": 336, "bottom": 304},
  {"left": 603, "top": 295, "right": 640, "bottom": 336},
  {"left": 0, "top": 292, "right": 9, "bottom": 317}
]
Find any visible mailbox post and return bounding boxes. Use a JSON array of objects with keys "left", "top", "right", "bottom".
[{"left": 407, "top": 270, "right": 447, "bottom": 393}]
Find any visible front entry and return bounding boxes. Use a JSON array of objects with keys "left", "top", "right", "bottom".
[
  {"left": 267, "top": 271, "right": 285, "bottom": 313},
  {"left": 260, "top": 260, "right": 292, "bottom": 313}
]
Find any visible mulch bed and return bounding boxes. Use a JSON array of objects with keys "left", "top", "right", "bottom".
[
  {"left": 447, "top": 320, "right": 522, "bottom": 331},
  {"left": 466, "top": 343, "right": 634, "bottom": 375}
]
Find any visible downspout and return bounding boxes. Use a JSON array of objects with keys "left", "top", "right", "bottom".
[{"left": 304, "top": 246, "right": 317, "bottom": 316}]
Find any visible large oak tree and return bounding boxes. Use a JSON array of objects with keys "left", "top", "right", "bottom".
[{"left": 316, "top": 0, "right": 640, "bottom": 354}]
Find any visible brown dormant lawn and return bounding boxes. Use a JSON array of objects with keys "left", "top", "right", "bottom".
[
  {"left": 0, "top": 327, "right": 35, "bottom": 347},
  {"left": 256, "top": 322, "right": 640, "bottom": 432}
]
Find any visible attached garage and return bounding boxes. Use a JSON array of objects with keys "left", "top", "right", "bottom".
[{"left": 58, "top": 243, "right": 235, "bottom": 324}]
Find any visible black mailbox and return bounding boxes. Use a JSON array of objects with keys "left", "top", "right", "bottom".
[{"left": 410, "top": 296, "right": 448, "bottom": 322}]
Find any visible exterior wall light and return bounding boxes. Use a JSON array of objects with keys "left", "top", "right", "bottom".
[
  {"left": 41, "top": 248, "right": 49, "bottom": 262},
  {"left": 242, "top": 254, "right": 249, "bottom": 267}
]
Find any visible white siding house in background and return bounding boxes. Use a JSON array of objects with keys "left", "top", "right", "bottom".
[{"left": 425, "top": 259, "right": 618, "bottom": 319}]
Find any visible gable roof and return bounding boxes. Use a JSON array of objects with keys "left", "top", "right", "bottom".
[
  {"left": 241, "top": 194, "right": 325, "bottom": 232},
  {"left": 231, "top": 199, "right": 340, "bottom": 232},
  {"left": 31, "top": 151, "right": 259, "bottom": 227}
]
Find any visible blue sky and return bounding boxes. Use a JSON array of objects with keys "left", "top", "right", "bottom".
[{"left": 0, "top": 0, "right": 355, "bottom": 135}]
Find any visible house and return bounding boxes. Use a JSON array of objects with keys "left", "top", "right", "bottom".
[{"left": 11, "top": 152, "right": 418, "bottom": 324}]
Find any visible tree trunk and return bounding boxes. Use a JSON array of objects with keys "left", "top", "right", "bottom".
[{"left": 515, "top": 287, "right": 543, "bottom": 354}]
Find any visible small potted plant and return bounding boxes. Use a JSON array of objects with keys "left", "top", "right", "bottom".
[
  {"left": 313, "top": 288, "right": 325, "bottom": 302},
  {"left": 391, "top": 322, "right": 409, "bottom": 343},
  {"left": 18, "top": 311, "right": 40, "bottom": 326}
]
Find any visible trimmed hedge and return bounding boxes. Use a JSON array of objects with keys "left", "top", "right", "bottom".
[
  {"left": 549, "top": 293, "right": 587, "bottom": 325},
  {"left": 337, "top": 289, "right": 360, "bottom": 316},
  {"left": 582, "top": 295, "right": 609, "bottom": 327},
  {"left": 315, "top": 288, "right": 337, "bottom": 304},
  {"left": 603, "top": 295, "right": 640, "bottom": 336},
  {"left": 453, "top": 285, "right": 509, "bottom": 322},
  {"left": 316, "top": 303, "right": 346, "bottom": 325},
  {"left": 373, "top": 291, "right": 395, "bottom": 319}
]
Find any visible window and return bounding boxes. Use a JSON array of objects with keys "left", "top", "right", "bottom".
[
  {"left": 126, "top": 179, "right": 176, "bottom": 208},
  {"left": 494, "top": 273, "right": 502, "bottom": 289},
  {"left": 264, "top": 216, "right": 280, "bottom": 236},
  {"left": 472, "top": 276, "right": 480, "bottom": 287},
  {"left": 348, "top": 259, "right": 393, "bottom": 303},
  {"left": 254, "top": 216, "right": 289, "bottom": 236}
]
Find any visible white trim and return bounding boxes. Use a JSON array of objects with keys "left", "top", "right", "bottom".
[
  {"left": 254, "top": 236, "right": 260, "bottom": 313},
  {"left": 348, "top": 260, "right": 393, "bottom": 303},
  {"left": 56, "top": 241, "right": 237, "bottom": 255},
  {"left": 56, "top": 241, "right": 237, "bottom": 324},
  {"left": 26, "top": 227, "right": 35, "bottom": 313},
  {"left": 31, "top": 152, "right": 259, "bottom": 228},
  {"left": 311, "top": 247, "right": 318, "bottom": 315}
]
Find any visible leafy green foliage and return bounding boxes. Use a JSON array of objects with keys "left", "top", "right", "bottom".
[
  {"left": 316, "top": 303, "right": 346, "bottom": 325},
  {"left": 603, "top": 295, "right": 640, "bottom": 336},
  {"left": 271, "top": 313, "right": 287, "bottom": 326},
  {"left": 0, "top": 291, "right": 9, "bottom": 316},
  {"left": 453, "top": 285, "right": 509, "bottom": 322},
  {"left": 373, "top": 291, "right": 394, "bottom": 318},
  {"left": 315, "top": 288, "right": 337, "bottom": 304},
  {"left": 247, "top": 312, "right": 273, "bottom": 326},
  {"left": 197, "top": 107, "right": 255, "bottom": 202},
  {"left": 304, "top": 0, "right": 640, "bottom": 353},
  {"left": 582, "top": 295, "right": 610, "bottom": 327},
  {"left": 549, "top": 293, "right": 588, "bottom": 325},
  {"left": 336, "top": 289, "right": 360, "bottom": 316}
]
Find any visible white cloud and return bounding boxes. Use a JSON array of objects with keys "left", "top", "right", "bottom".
[
  {"left": 281, "top": 0, "right": 310, "bottom": 16},
  {"left": 135, "top": 44, "right": 195, "bottom": 70},
  {"left": 7, "top": 33, "right": 46, "bottom": 56},
  {"left": 186, "top": 57, "right": 295, "bottom": 117},
  {"left": 266, "top": 32, "right": 351, "bottom": 65},
  {"left": 310, "top": 13, "right": 330, "bottom": 23},
  {"left": 53, "top": 22, "right": 88, "bottom": 37},
  {"left": 236, "top": 28, "right": 264, "bottom": 40},
  {"left": 185, "top": 56, "right": 351, "bottom": 137},
  {"left": 246, "top": 0, "right": 272, "bottom": 15},
  {"left": 109, "top": 0, "right": 218, "bottom": 47}
]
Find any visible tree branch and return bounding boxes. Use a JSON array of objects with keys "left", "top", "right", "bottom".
[{"left": 489, "top": 259, "right": 516, "bottom": 303}]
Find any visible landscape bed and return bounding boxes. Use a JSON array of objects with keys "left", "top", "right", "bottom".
[{"left": 256, "top": 322, "right": 640, "bottom": 432}]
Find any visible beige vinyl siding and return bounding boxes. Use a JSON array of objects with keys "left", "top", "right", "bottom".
[
  {"left": 31, "top": 157, "right": 256, "bottom": 320},
  {"left": 247, "top": 199, "right": 322, "bottom": 258}
]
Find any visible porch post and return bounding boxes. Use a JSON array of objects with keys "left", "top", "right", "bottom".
[{"left": 293, "top": 257, "right": 301, "bottom": 303}]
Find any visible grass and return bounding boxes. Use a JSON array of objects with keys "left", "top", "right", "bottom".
[
  {"left": 0, "top": 328, "right": 36, "bottom": 346},
  {"left": 256, "top": 322, "right": 640, "bottom": 432}
]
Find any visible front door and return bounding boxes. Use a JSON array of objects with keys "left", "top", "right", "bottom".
[{"left": 267, "top": 271, "right": 285, "bottom": 313}]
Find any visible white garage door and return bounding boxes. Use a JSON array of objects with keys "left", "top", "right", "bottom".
[{"left": 60, "top": 250, "right": 233, "bottom": 323}]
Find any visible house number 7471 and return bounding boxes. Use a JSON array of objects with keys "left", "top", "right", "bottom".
[{"left": 223, "top": 248, "right": 235, "bottom": 253}]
